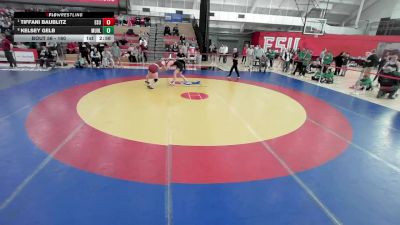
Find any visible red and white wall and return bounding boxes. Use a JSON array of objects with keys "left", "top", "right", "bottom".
[
  {"left": 0, "top": 48, "right": 38, "bottom": 63},
  {"left": 252, "top": 32, "right": 400, "bottom": 57}
]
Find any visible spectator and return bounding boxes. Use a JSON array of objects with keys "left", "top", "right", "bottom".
[
  {"left": 242, "top": 44, "right": 248, "bottom": 64},
  {"left": 322, "top": 50, "right": 333, "bottom": 73},
  {"left": 135, "top": 15, "right": 141, "bottom": 26},
  {"left": 310, "top": 58, "right": 322, "bottom": 72},
  {"left": 171, "top": 42, "right": 179, "bottom": 52},
  {"left": 164, "top": 25, "right": 171, "bottom": 36},
  {"left": 127, "top": 16, "right": 135, "bottom": 26},
  {"left": 374, "top": 53, "right": 390, "bottom": 81},
  {"left": 173, "top": 24, "right": 179, "bottom": 36},
  {"left": 188, "top": 44, "right": 196, "bottom": 58},
  {"left": 282, "top": 49, "right": 292, "bottom": 73},
  {"left": 376, "top": 52, "right": 390, "bottom": 77},
  {"left": 75, "top": 54, "right": 87, "bottom": 68},
  {"left": 139, "top": 38, "right": 148, "bottom": 62},
  {"left": 1, "top": 33, "right": 16, "bottom": 68},
  {"left": 181, "top": 42, "right": 188, "bottom": 55},
  {"left": 67, "top": 42, "right": 77, "bottom": 54},
  {"left": 90, "top": 48, "right": 101, "bottom": 67},
  {"left": 377, "top": 55, "right": 400, "bottom": 99},
  {"left": 144, "top": 17, "right": 151, "bottom": 27},
  {"left": 224, "top": 45, "right": 229, "bottom": 63},
  {"left": 218, "top": 44, "right": 224, "bottom": 63},
  {"left": 209, "top": 42, "right": 217, "bottom": 64},
  {"left": 117, "top": 15, "right": 124, "bottom": 26},
  {"left": 140, "top": 17, "right": 145, "bottom": 27},
  {"left": 301, "top": 50, "right": 312, "bottom": 76},
  {"left": 79, "top": 42, "right": 91, "bottom": 64},
  {"left": 102, "top": 50, "right": 114, "bottom": 68},
  {"left": 127, "top": 43, "right": 138, "bottom": 62},
  {"left": 180, "top": 34, "right": 186, "bottom": 44},
  {"left": 320, "top": 48, "right": 327, "bottom": 64},
  {"left": 254, "top": 45, "right": 264, "bottom": 60},
  {"left": 267, "top": 48, "right": 276, "bottom": 69},
  {"left": 340, "top": 52, "right": 350, "bottom": 77},
  {"left": 111, "top": 42, "right": 121, "bottom": 66},
  {"left": 246, "top": 45, "right": 255, "bottom": 70},
  {"left": 39, "top": 46, "right": 50, "bottom": 68},
  {"left": 97, "top": 43, "right": 106, "bottom": 62},
  {"left": 139, "top": 38, "right": 148, "bottom": 48},
  {"left": 293, "top": 48, "right": 306, "bottom": 75},
  {"left": 363, "top": 49, "right": 379, "bottom": 79},
  {"left": 1, "top": 17, "right": 12, "bottom": 33},
  {"left": 334, "top": 52, "right": 345, "bottom": 75},
  {"left": 259, "top": 54, "right": 268, "bottom": 72}
]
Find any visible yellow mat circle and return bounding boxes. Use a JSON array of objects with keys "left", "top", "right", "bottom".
[{"left": 77, "top": 78, "right": 307, "bottom": 146}]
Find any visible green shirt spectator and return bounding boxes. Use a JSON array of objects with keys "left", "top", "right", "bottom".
[
  {"left": 267, "top": 50, "right": 276, "bottom": 59},
  {"left": 302, "top": 51, "right": 312, "bottom": 66},
  {"left": 298, "top": 50, "right": 306, "bottom": 61},
  {"left": 323, "top": 53, "right": 333, "bottom": 65}
]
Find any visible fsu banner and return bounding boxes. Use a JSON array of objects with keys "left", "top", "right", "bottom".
[{"left": 252, "top": 31, "right": 400, "bottom": 57}]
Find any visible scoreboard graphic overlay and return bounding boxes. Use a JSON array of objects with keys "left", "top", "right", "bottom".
[{"left": 13, "top": 12, "right": 115, "bottom": 43}]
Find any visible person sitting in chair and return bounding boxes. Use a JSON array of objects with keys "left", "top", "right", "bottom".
[
  {"left": 90, "top": 48, "right": 101, "bottom": 67},
  {"left": 173, "top": 24, "right": 179, "bottom": 36},
  {"left": 377, "top": 56, "right": 400, "bottom": 99},
  {"left": 164, "top": 25, "right": 171, "bottom": 36},
  {"left": 75, "top": 54, "right": 88, "bottom": 68},
  {"left": 259, "top": 54, "right": 268, "bottom": 72},
  {"left": 39, "top": 46, "right": 50, "bottom": 68}
]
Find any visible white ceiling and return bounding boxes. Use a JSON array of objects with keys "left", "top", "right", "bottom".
[{"left": 131, "top": 0, "right": 380, "bottom": 31}]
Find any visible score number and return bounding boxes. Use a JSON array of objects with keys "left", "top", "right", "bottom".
[
  {"left": 102, "top": 18, "right": 115, "bottom": 26},
  {"left": 103, "top": 26, "right": 114, "bottom": 34}
]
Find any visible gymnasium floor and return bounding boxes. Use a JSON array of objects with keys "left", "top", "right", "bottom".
[{"left": 0, "top": 67, "right": 399, "bottom": 225}]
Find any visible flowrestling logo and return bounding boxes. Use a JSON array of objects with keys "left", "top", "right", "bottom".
[{"left": 264, "top": 36, "right": 301, "bottom": 51}]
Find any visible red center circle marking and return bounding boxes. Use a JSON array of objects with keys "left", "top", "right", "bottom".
[
  {"left": 181, "top": 92, "right": 209, "bottom": 100},
  {"left": 26, "top": 76, "right": 352, "bottom": 185}
]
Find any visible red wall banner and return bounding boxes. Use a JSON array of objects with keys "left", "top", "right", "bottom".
[
  {"left": 0, "top": 48, "right": 38, "bottom": 62},
  {"left": 252, "top": 32, "right": 400, "bottom": 57}
]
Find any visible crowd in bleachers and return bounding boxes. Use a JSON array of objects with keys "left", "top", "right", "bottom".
[
  {"left": 0, "top": 6, "right": 156, "bottom": 68},
  {"left": 212, "top": 42, "right": 399, "bottom": 99},
  {"left": 0, "top": 8, "right": 13, "bottom": 34},
  {"left": 1, "top": 5, "right": 204, "bottom": 70},
  {"left": 73, "top": 39, "right": 152, "bottom": 68},
  {"left": 162, "top": 23, "right": 200, "bottom": 64},
  {"left": 116, "top": 15, "right": 151, "bottom": 27}
]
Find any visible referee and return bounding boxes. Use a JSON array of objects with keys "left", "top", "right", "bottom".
[{"left": 227, "top": 48, "right": 240, "bottom": 78}]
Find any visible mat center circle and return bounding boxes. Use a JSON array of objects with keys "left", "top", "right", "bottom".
[
  {"left": 181, "top": 92, "right": 209, "bottom": 100},
  {"left": 76, "top": 78, "right": 307, "bottom": 146}
]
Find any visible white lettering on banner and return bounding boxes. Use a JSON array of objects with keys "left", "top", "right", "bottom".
[
  {"left": 0, "top": 51, "right": 35, "bottom": 62},
  {"left": 287, "top": 37, "right": 293, "bottom": 49},
  {"left": 263, "top": 36, "right": 301, "bottom": 51},
  {"left": 293, "top": 38, "right": 301, "bottom": 50},
  {"left": 276, "top": 37, "right": 287, "bottom": 51},
  {"left": 264, "top": 37, "right": 275, "bottom": 50}
]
